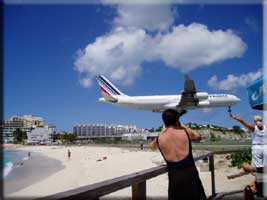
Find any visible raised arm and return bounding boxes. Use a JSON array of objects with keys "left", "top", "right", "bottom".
[
  {"left": 230, "top": 114, "right": 254, "bottom": 132},
  {"left": 182, "top": 124, "right": 202, "bottom": 141},
  {"left": 150, "top": 138, "right": 158, "bottom": 151}
]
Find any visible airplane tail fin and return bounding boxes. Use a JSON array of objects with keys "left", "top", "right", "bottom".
[{"left": 96, "top": 75, "right": 127, "bottom": 98}]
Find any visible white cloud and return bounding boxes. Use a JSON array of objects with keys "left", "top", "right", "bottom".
[
  {"left": 208, "top": 69, "right": 262, "bottom": 91},
  {"left": 153, "top": 23, "right": 247, "bottom": 72},
  {"left": 79, "top": 78, "right": 93, "bottom": 88},
  {"left": 74, "top": 2, "right": 248, "bottom": 88},
  {"left": 74, "top": 27, "right": 146, "bottom": 87},
  {"left": 113, "top": 4, "right": 175, "bottom": 32},
  {"left": 75, "top": 23, "right": 247, "bottom": 87}
]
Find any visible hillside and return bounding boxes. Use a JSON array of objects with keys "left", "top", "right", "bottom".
[{"left": 186, "top": 123, "right": 251, "bottom": 141}]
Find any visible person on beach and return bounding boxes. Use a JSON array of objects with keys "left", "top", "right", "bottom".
[
  {"left": 28, "top": 152, "right": 31, "bottom": 159},
  {"left": 230, "top": 114, "right": 266, "bottom": 168},
  {"left": 151, "top": 109, "right": 207, "bottom": 200},
  {"left": 68, "top": 149, "right": 71, "bottom": 160}
]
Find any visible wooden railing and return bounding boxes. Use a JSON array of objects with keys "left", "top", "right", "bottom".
[{"left": 36, "top": 149, "right": 250, "bottom": 200}]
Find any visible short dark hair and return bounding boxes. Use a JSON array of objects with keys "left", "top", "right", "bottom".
[{"left": 162, "top": 109, "right": 179, "bottom": 127}]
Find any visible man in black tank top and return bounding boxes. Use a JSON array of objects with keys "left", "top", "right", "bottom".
[{"left": 151, "top": 109, "right": 207, "bottom": 200}]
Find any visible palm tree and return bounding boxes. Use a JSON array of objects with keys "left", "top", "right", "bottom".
[{"left": 13, "top": 128, "right": 27, "bottom": 144}]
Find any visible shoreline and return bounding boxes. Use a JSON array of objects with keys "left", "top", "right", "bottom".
[
  {"left": 4, "top": 153, "right": 65, "bottom": 196},
  {"left": 3, "top": 149, "right": 29, "bottom": 178},
  {"left": 3, "top": 147, "right": 44, "bottom": 178}
]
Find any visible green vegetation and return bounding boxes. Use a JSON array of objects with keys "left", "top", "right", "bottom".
[
  {"left": 196, "top": 140, "right": 251, "bottom": 145},
  {"left": 210, "top": 132, "right": 221, "bottom": 142},
  {"left": 231, "top": 125, "right": 244, "bottom": 134},
  {"left": 231, "top": 151, "right": 252, "bottom": 168},
  {"left": 58, "top": 132, "right": 77, "bottom": 144},
  {"left": 13, "top": 128, "right": 27, "bottom": 144},
  {"left": 148, "top": 125, "right": 162, "bottom": 132}
]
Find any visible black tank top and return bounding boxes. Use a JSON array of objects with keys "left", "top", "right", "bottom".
[{"left": 157, "top": 129, "right": 195, "bottom": 170}]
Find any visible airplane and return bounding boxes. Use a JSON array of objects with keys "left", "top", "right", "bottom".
[{"left": 96, "top": 75, "right": 241, "bottom": 114}]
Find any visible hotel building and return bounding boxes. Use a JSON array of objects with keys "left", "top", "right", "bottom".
[
  {"left": 73, "top": 124, "right": 146, "bottom": 139},
  {"left": 1, "top": 115, "right": 46, "bottom": 143},
  {"left": 27, "top": 124, "right": 56, "bottom": 143}
]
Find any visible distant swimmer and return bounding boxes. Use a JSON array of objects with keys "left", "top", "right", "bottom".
[
  {"left": 67, "top": 149, "right": 71, "bottom": 160},
  {"left": 151, "top": 109, "right": 207, "bottom": 200}
]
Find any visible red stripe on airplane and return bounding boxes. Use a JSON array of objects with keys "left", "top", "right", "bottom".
[{"left": 100, "top": 86, "right": 110, "bottom": 94}]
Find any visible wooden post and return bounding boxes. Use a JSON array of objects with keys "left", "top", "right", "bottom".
[
  {"left": 132, "top": 181, "right": 146, "bottom": 200},
  {"left": 209, "top": 154, "right": 216, "bottom": 196}
]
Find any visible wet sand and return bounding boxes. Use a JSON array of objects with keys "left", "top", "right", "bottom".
[{"left": 4, "top": 154, "right": 64, "bottom": 198}]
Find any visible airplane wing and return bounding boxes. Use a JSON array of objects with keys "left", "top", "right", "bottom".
[{"left": 178, "top": 75, "right": 199, "bottom": 108}]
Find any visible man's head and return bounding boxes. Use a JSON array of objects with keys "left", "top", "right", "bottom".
[
  {"left": 254, "top": 115, "right": 263, "bottom": 128},
  {"left": 162, "top": 109, "right": 180, "bottom": 128}
]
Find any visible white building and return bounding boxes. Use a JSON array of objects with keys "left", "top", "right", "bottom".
[
  {"left": 122, "top": 132, "right": 159, "bottom": 141},
  {"left": 27, "top": 125, "right": 54, "bottom": 143},
  {"left": 1, "top": 116, "right": 24, "bottom": 142},
  {"left": 22, "top": 115, "right": 45, "bottom": 128},
  {"left": 122, "top": 133, "right": 146, "bottom": 141},
  {"left": 73, "top": 124, "right": 148, "bottom": 139}
]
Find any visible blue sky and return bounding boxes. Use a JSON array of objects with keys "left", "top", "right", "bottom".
[{"left": 4, "top": 3, "right": 263, "bottom": 132}]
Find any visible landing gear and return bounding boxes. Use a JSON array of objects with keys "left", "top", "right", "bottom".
[{"left": 228, "top": 106, "right": 232, "bottom": 115}]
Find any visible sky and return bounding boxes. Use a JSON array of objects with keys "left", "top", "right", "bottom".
[{"left": 4, "top": 2, "right": 264, "bottom": 132}]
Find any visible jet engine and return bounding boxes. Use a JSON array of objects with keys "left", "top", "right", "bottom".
[
  {"left": 194, "top": 92, "right": 209, "bottom": 100},
  {"left": 198, "top": 100, "right": 210, "bottom": 106}
]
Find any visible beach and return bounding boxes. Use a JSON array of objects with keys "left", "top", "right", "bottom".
[{"left": 4, "top": 145, "right": 254, "bottom": 199}]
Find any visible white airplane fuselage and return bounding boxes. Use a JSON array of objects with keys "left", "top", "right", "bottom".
[{"left": 99, "top": 94, "right": 240, "bottom": 112}]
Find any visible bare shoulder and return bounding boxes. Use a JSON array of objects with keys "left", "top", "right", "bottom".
[
  {"left": 158, "top": 134, "right": 166, "bottom": 144},
  {"left": 158, "top": 133, "right": 172, "bottom": 146}
]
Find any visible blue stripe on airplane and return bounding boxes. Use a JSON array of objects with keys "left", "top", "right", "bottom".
[
  {"left": 98, "top": 76, "right": 120, "bottom": 95},
  {"left": 98, "top": 76, "right": 121, "bottom": 95},
  {"left": 96, "top": 77, "right": 115, "bottom": 95},
  {"left": 97, "top": 76, "right": 120, "bottom": 95}
]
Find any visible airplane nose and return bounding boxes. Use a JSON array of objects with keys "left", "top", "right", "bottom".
[
  {"left": 236, "top": 97, "right": 241, "bottom": 102},
  {"left": 233, "top": 96, "right": 241, "bottom": 104}
]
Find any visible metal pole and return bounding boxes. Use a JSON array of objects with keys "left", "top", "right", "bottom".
[{"left": 209, "top": 154, "right": 216, "bottom": 196}]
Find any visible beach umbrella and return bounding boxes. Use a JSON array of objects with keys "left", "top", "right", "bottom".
[{"left": 247, "top": 75, "right": 267, "bottom": 110}]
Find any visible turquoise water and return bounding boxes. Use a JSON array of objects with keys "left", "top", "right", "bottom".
[{"left": 3, "top": 150, "right": 28, "bottom": 177}]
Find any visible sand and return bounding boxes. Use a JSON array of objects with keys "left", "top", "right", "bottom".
[
  {"left": 4, "top": 155, "right": 64, "bottom": 195},
  {"left": 4, "top": 145, "right": 255, "bottom": 199}
]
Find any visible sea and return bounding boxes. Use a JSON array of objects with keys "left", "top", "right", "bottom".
[{"left": 3, "top": 150, "right": 29, "bottom": 177}]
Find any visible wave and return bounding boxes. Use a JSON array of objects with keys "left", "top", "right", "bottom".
[
  {"left": 22, "top": 156, "right": 29, "bottom": 161},
  {"left": 4, "top": 162, "right": 13, "bottom": 177}
]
